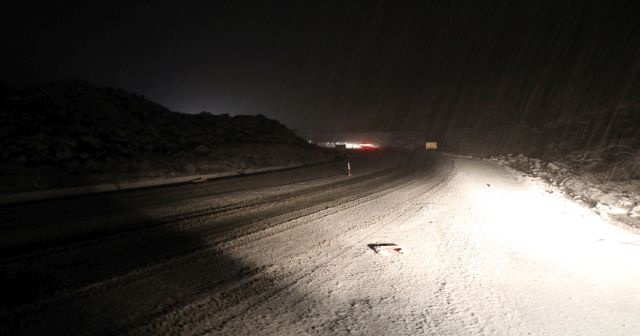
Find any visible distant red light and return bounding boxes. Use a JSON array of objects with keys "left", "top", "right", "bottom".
[{"left": 357, "top": 143, "right": 378, "bottom": 150}]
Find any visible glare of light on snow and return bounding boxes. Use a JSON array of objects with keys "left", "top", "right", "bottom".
[{"left": 468, "top": 181, "right": 640, "bottom": 281}]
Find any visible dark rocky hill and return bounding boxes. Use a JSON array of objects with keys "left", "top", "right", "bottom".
[{"left": 0, "top": 81, "right": 330, "bottom": 193}]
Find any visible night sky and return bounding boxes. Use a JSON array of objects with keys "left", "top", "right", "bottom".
[{"left": 2, "top": 1, "right": 640, "bottom": 133}]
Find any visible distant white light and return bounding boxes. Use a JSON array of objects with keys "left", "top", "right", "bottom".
[{"left": 344, "top": 142, "right": 378, "bottom": 150}]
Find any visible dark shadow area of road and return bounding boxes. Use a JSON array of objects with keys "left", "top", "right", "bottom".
[{"left": 0, "top": 191, "right": 334, "bottom": 335}]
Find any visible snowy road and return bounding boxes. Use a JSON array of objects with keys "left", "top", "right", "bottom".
[{"left": 2, "top": 152, "right": 639, "bottom": 335}]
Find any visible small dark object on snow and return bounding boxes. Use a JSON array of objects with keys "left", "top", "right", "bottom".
[
  {"left": 368, "top": 243, "right": 406, "bottom": 255},
  {"left": 487, "top": 183, "right": 491, "bottom": 187}
]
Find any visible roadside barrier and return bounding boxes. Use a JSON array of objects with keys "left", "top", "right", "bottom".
[{"left": 0, "top": 161, "right": 332, "bottom": 205}]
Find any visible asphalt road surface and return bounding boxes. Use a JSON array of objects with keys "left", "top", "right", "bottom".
[{"left": 1, "top": 151, "right": 639, "bottom": 335}]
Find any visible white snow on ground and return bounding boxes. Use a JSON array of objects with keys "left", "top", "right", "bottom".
[
  {"left": 430, "top": 159, "right": 640, "bottom": 335},
  {"left": 136, "top": 157, "right": 640, "bottom": 335},
  {"left": 4, "top": 154, "right": 639, "bottom": 335},
  {"left": 488, "top": 153, "right": 640, "bottom": 232}
]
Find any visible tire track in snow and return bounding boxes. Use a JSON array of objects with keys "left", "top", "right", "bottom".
[{"left": 135, "top": 160, "right": 454, "bottom": 335}]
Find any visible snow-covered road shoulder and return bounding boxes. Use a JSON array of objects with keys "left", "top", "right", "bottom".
[
  {"left": 420, "top": 157, "right": 640, "bottom": 335},
  {"left": 487, "top": 153, "right": 640, "bottom": 232}
]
